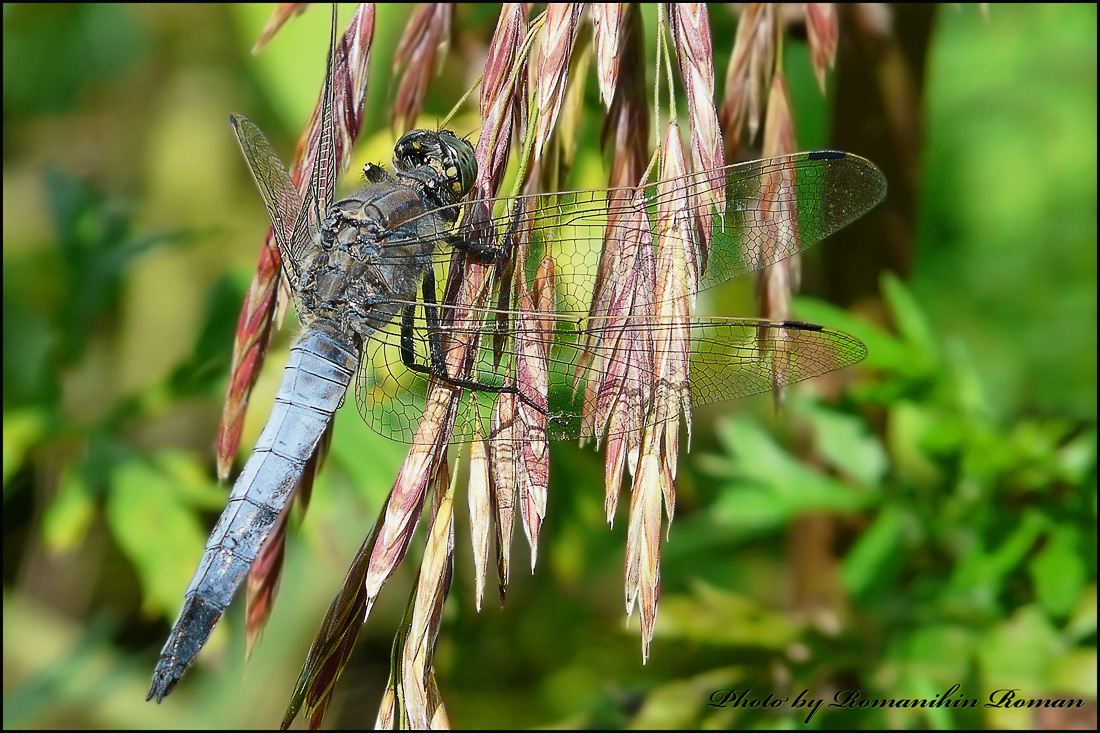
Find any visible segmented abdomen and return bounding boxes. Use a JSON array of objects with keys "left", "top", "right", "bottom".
[{"left": 148, "top": 325, "right": 357, "bottom": 701}]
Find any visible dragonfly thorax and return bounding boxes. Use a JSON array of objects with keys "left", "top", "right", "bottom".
[
  {"left": 295, "top": 130, "right": 476, "bottom": 343},
  {"left": 299, "top": 176, "right": 454, "bottom": 343}
]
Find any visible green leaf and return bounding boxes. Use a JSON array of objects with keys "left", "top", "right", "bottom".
[
  {"left": 41, "top": 463, "right": 96, "bottom": 552},
  {"left": 881, "top": 271, "right": 940, "bottom": 367},
  {"left": 3, "top": 408, "right": 49, "bottom": 489},
  {"left": 977, "top": 605, "right": 1060, "bottom": 693},
  {"left": 105, "top": 451, "right": 212, "bottom": 617},
  {"left": 948, "top": 509, "right": 1046, "bottom": 612},
  {"left": 800, "top": 398, "right": 888, "bottom": 486},
  {"left": 657, "top": 581, "right": 799, "bottom": 648},
  {"left": 1064, "top": 586, "right": 1097, "bottom": 644},
  {"left": 842, "top": 506, "right": 910, "bottom": 600},
  {"left": 711, "top": 417, "right": 873, "bottom": 532},
  {"left": 1029, "top": 526, "right": 1087, "bottom": 618},
  {"left": 888, "top": 624, "right": 977, "bottom": 691},
  {"left": 886, "top": 401, "right": 947, "bottom": 488}
]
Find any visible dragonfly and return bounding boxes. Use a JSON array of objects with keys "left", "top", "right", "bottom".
[{"left": 148, "top": 14, "right": 886, "bottom": 704}]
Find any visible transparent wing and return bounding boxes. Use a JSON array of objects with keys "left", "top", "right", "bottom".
[
  {"left": 231, "top": 114, "right": 306, "bottom": 275},
  {"left": 354, "top": 308, "right": 867, "bottom": 444},
  {"left": 376, "top": 150, "right": 887, "bottom": 314},
  {"left": 343, "top": 149, "right": 882, "bottom": 444}
]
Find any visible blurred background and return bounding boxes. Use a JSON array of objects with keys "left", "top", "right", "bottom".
[{"left": 3, "top": 3, "right": 1095, "bottom": 729}]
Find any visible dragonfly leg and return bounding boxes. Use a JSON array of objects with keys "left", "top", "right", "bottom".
[
  {"left": 443, "top": 194, "right": 530, "bottom": 263},
  {"left": 398, "top": 268, "right": 446, "bottom": 376},
  {"left": 399, "top": 303, "right": 423, "bottom": 371},
  {"left": 398, "top": 270, "right": 517, "bottom": 395},
  {"left": 469, "top": 194, "right": 534, "bottom": 263},
  {"left": 443, "top": 232, "right": 510, "bottom": 263},
  {"left": 417, "top": 265, "right": 447, "bottom": 373}
]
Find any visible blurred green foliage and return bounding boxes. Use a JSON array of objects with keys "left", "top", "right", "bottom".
[{"left": 3, "top": 3, "right": 1095, "bottom": 729}]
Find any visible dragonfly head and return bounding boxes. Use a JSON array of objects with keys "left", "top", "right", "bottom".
[{"left": 393, "top": 130, "right": 477, "bottom": 201}]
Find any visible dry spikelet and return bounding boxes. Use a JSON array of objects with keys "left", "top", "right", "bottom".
[
  {"left": 508, "top": 200, "right": 552, "bottom": 570},
  {"left": 497, "top": 300, "right": 547, "bottom": 571},
  {"left": 590, "top": 3, "right": 623, "bottom": 107},
  {"left": 375, "top": 683, "right": 396, "bottom": 729},
  {"left": 458, "top": 3, "right": 531, "bottom": 603},
  {"left": 669, "top": 3, "right": 723, "bottom": 176},
  {"left": 490, "top": 392, "right": 518, "bottom": 601},
  {"left": 758, "top": 70, "right": 800, "bottom": 321},
  {"left": 252, "top": 2, "right": 309, "bottom": 54},
  {"left": 476, "top": 3, "right": 527, "bottom": 198},
  {"left": 532, "top": 3, "right": 583, "bottom": 158},
  {"left": 515, "top": 303, "right": 551, "bottom": 569},
  {"left": 757, "top": 70, "right": 801, "bottom": 410},
  {"left": 624, "top": 446, "right": 665, "bottom": 660},
  {"left": 580, "top": 204, "right": 655, "bottom": 481},
  {"left": 806, "top": 3, "right": 839, "bottom": 92},
  {"left": 720, "top": 3, "right": 777, "bottom": 156},
  {"left": 489, "top": 188, "right": 552, "bottom": 575},
  {"left": 597, "top": 244, "right": 657, "bottom": 521},
  {"left": 587, "top": 4, "right": 648, "bottom": 522},
  {"left": 669, "top": 3, "right": 723, "bottom": 268},
  {"left": 620, "top": 120, "right": 694, "bottom": 659},
  {"left": 598, "top": 1, "right": 647, "bottom": 191},
  {"left": 536, "top": 20, "right": 590, "bottom": 193},
  {"left": 373, "top": 462, "right": 453, "bottom": 730},
  {"left": 365, "top": 387, "right": 453, "bottom": 600},
  {"left": 590, "top": 2, "right": 647, "bottom": 336},
  {"left": 399, "top": 460, "right": 454, "bottom": 729},
  {"left": 302, "top": 4, "right": 376, "bottom": 169},
  {"left": 468, "top": 437, "right": 491, "bottom": 610},
  {"left": 392, "top": 3, "right": 453, "bottom": 132},
  {"left": 601, "top": 405, "right": 629, "bottom": 522},
  {"left": 484, "top": 202, "right": 534, "bottom": 598},
  {"left": 651, "top": 122, "right": 695, "bottom": 483}
]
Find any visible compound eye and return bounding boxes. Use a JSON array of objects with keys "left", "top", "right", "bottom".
[
  {"left": 392, "top": 129, "right": 477, "bottom": 198},
  {"left": 437, "top": 131, "right": 477, "bottom": 197},
  {"left": 394, "top": 130, "right": 434, "bottom": 171}
]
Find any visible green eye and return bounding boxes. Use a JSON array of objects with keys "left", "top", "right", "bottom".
[
  {"left": 392, "top": 130, "right": 477, "bottom": 199},
  {"left": 438, "top": 131, "right": 477, "bottom": 196}
]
